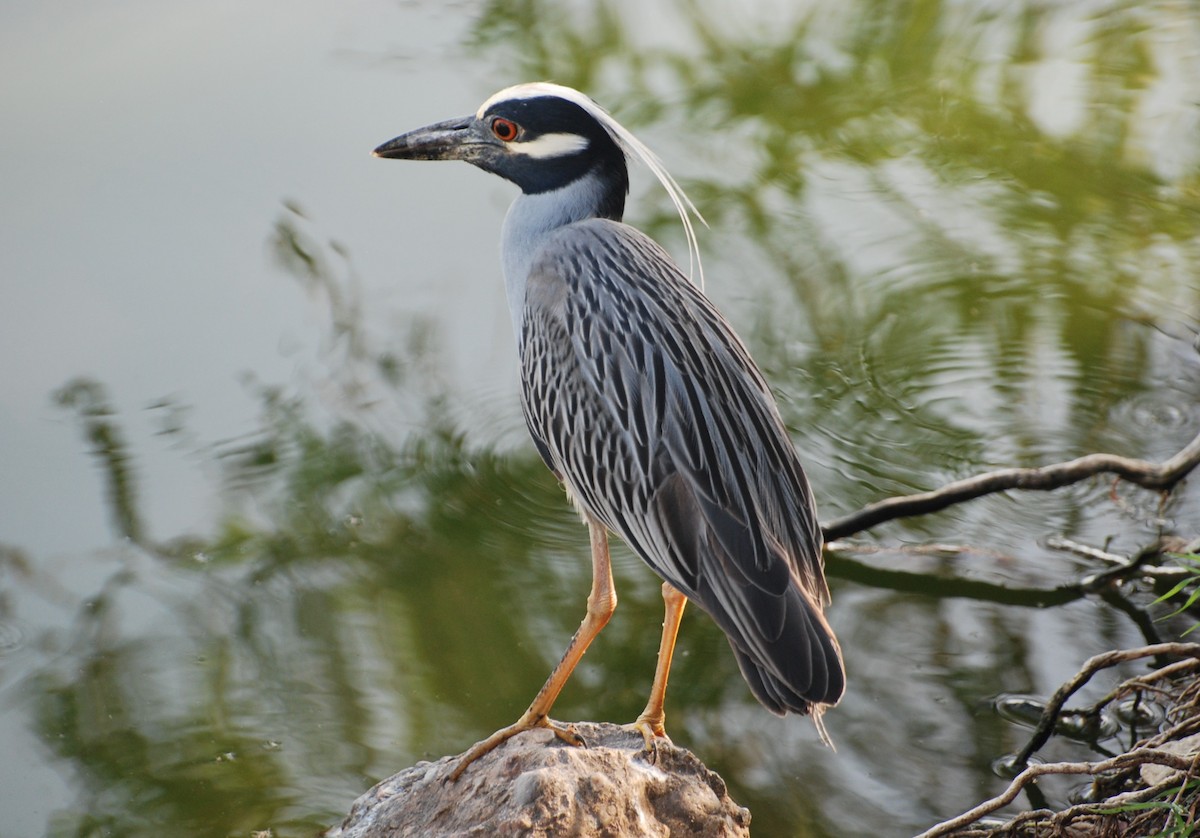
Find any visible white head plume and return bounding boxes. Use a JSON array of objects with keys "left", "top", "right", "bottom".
[{"left": 478, "top": 82, "right": 707, "bottom": 288}]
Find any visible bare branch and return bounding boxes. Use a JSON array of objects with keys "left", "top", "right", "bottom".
[
  {"left": 915, "top": 644, "right": 1200, "bottom": 835},
  {"left": 974, "top": 769, "right": 1197, "bottom": 837},
  {"left": 1013, "top": 643, "right": 1200, "bottom": 768},
  {"left": 1044, "top": 535, "right": 1128, "bottom": 566},
  {"left": 822, "top": 429, "right": 1200, "bottom": 541},
  {"left": 915, "top": 749, "right": 1197, "bottom": 838}
]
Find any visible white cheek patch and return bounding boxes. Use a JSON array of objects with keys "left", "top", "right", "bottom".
[{"left": 511, "top": 132, "right": 590, "bottom": 159}]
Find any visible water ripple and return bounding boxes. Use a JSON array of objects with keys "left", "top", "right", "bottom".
[
  {"left": 0, "top": 621, "right": 25, "bottom": 656},
  {"left": 1112, "top": 392, "right": 1191, "bottom": 434}
]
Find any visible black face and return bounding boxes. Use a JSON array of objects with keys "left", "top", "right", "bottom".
[
  {"left": 479, "top": 96, "right": 629, "bottom": 207},
  {"left": 373, "top": 92, "right": 631, "bottom": 219}
]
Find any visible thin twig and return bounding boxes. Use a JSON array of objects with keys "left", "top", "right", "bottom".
[
  {"left": 1168, "top": 757, "right": 1197, "bottom": 813},
  {"left": 822, "top": 429, "right": 1200, "bottom": 541},
  {"left": 824, "top": 541, "right": 1014, "bottom": 561},
  {"left": 1080, "top": 540, "right": 1166, "bottom": 593},
  {"left": 915, "top": 749, "right": 1196, "bottom": 838},
  {"left": 1145, "top": 712, "right": 1200, "bottom": 749},
  {"left": 1023, "top": 769, "right": 1197, "bottom": 835},
  {"left": 1117, "top": 658, "right": 1200, "bottom": 704},
  {"left": 1013, "top": 643, "right": 1200, "bottom": 768},
  {"left": 1044, "top": 535, "right": 1129, "bottom": 566}
]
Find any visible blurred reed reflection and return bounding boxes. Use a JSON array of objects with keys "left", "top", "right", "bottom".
[{"left": 20, "top": 1, "right": 1200, "bottom": 836}]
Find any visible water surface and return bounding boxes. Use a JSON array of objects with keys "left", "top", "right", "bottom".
[{"left": 2, "top": 1, "right": 1199, "bottom": 835}]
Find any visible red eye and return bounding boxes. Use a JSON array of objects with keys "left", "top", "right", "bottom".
[{"left": 491, "top": 117, "right": 520, "bottom": 142}]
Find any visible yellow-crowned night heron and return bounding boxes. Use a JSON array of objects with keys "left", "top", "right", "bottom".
[{"left": 374, "top": 83, "right": 844, "bottom": 778}]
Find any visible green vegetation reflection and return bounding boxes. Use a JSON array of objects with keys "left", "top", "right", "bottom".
[{"left": 29, "top": 1, "right": 1200, "bottom": 836}]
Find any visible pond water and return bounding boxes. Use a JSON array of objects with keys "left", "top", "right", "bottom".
[{"left": 2, "top": 1, "right": 1199, "bottom": 836}]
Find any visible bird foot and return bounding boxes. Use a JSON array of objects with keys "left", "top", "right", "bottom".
[
  {"left": 625, "top": 716, "right": 672, "bottom": 764},
  {"left": 448, "top": 713, "right": 586, "bottom": 782}
]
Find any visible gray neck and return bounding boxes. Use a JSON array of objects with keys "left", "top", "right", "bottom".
[{"left": 500, "top": 171, "right": 612, "bottom": 344}]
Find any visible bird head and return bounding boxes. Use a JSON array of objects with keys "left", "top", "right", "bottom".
[
  {"left": 373, "top": 82, "right": 705, "bottom": 283},
  {"left": 372, "top": 83, "right": 627, "bottom": 198}
]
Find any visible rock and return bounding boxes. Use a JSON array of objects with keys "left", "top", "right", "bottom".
[
  {"left": 325, "top": 721, "right": 752, "bottom": 837},
  {"left": 1140, "top": 732, "right": 1200, "bottom": 787}
]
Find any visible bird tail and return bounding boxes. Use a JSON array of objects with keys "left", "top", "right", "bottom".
[{"left": 725, "top": 579, "right": 845, "bottom": 741}]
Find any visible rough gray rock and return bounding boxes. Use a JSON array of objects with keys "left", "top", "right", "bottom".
[{"left": 325, "top": 721, "right": 751, "bottom": 837}]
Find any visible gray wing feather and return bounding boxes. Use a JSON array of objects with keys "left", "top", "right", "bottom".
[{"left": 520, "top": 218, "right": 844, "bottom": 712}]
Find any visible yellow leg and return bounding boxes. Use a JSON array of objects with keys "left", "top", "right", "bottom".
[
  {"left": 631, "top": 581, "right": 688, "bottom": 753},
  {"left": 450, "top": 518, "right": 616, "bottom": 781}
]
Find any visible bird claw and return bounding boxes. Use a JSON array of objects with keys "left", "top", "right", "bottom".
[
  {"left": 551, "top": 721, "right": 587, "bottom": 748},
  {"left": 625, "top": 717, "right": 671, "bottom": 764}
]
